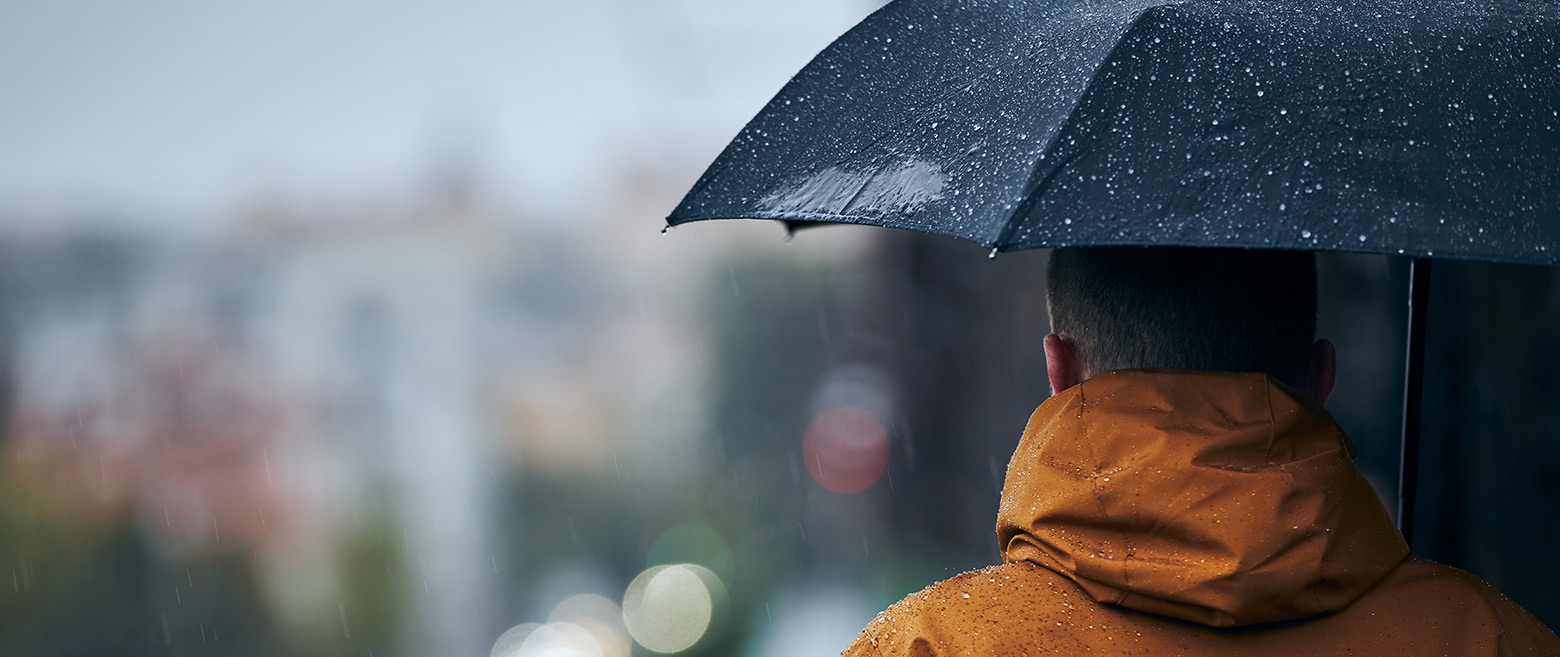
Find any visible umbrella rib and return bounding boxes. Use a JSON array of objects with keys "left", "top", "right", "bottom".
[
  {"left": 996, "top": 6, "right": 1169, "bottom": 249},
  {"left": 1004, "top": 150, "right": 1088, "bottom": 247}
]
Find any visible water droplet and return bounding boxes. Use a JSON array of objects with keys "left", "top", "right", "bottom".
[{"left": 1300, "top": 229, "right": 1311, "bottom": 238}]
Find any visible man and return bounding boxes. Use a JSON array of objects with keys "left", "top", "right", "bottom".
[{"left": 843, "top": 247, "right": 1559, "bottom": 656}]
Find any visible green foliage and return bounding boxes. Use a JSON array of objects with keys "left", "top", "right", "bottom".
[{"left": 331, "top": 508, "right": 407, "bottom": 657}]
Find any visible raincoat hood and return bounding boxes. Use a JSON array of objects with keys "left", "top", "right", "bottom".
[{"left": 997, "top": 369, "right": 1409, "bottom": 627}]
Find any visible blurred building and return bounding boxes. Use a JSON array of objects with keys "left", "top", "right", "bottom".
[{"left": 0, "top": 191, "right": 517, "bottom": 654}]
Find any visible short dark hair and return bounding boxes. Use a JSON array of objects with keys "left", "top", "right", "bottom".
[{"left": 1045, "top": 247, "right": 1317, "bottom": 388}]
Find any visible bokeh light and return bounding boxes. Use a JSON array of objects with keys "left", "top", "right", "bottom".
[
  {"left": 491, "top": 623, "right": 540, "bottom": 657},
  {"left": 548, "top": 594, "right": 630, "bottom": 657},
  {"left": 646, "top": 524, "right": 735, "bottom": 594},
  {"left": 490, "top": 621, "right": 603, "bottom": 657},
  {"left": 621, "top": 564, "right": 717, "bottom": 653},
  {"left": 802, "top": 406, "right": 890, "bottom": 494}
]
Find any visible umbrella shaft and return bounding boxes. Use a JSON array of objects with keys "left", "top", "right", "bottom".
[{"left": 1397, "top": 258, "right": 1432, "bottom": 547}]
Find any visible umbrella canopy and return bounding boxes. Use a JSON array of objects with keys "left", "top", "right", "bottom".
[{"left": 668, "top": 0, "right": 1560, "bottom": 265}]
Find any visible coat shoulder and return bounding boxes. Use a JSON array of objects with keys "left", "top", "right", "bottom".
[
  {"left": 842, "top": 562, "right": 1092, "bottom": 657},
  {"left": 841, "top": 556, "right": 1560, "bottom": 657},
  {"left": 1360, "top": 556, "right": 1560, "bottom": 654}
]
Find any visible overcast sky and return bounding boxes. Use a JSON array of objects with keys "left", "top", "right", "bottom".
[{"left": 0, "top": 0, "right": 880, "bottom": 224}]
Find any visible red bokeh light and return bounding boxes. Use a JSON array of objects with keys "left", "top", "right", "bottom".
[{"left": 802, "top": 406, "right": 890, "bottom": 494}]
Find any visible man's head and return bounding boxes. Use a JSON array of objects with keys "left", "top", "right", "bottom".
[{"left": 1043, "top": 246, "right": 1335, "bottom": 402}]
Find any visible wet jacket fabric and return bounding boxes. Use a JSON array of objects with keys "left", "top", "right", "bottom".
[{"left": 843, "top": 369, "right": 1560, "bottom": 656}]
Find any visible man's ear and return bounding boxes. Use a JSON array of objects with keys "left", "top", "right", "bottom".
[
  {"left": 1044, "top": 334, "right": 1086, "bottom": 397},
  {"left": 1306, "top": 338, "right": 1337, "bottom": 405}
]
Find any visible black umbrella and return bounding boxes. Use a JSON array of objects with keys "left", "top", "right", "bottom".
[{"left": 665, "top": 0, "right": 1560, "bottom": 544}]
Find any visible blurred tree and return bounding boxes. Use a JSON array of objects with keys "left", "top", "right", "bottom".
[
  {"left": 332, "top": 506, "right": 407, "bottom": 657},
  {"left": 0, "top": 464, "right": 286, "bottom": 657}
]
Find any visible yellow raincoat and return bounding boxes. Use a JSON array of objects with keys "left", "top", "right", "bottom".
[{"left": 844, "top": 370, "right": 1559, "bottom": 656}]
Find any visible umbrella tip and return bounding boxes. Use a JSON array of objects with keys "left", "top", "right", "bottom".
[
  {"left": 988, "top": 247, "right": 999, "bottom": 260},
  {"left": 661, "top": 225, "right": 670, "bottom": 236}
]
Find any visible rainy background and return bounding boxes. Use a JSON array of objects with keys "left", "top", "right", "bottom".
[{"left": 2, "top": 1, "right": 1558, "bottom": 656}]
